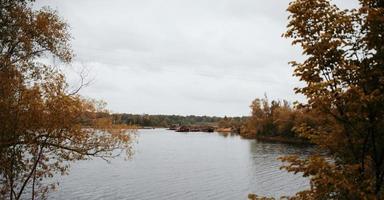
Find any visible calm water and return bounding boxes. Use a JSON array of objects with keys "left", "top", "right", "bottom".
[{"left": 50, "top": 129, "right": 311, "bottom": 200}]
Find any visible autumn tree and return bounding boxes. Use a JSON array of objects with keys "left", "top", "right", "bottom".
[
  {"left": 251, "top": 0, "right": 384, "bottom": 199},
  {"left": 0, "top": 1, "right": 134, "bottom": 199},
  {"left": 241, "top": 96, "right": 307, "bottom": 141}
]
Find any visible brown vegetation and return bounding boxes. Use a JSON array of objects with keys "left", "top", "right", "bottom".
[
  {"left": 0, "top": 1, "right": 134, "bottom": 199},
  {"left": 252, "top": 0, "right": 384, "bottom": 199},
  {"left": 240, "top": 96, "right": 314, "bottom": 144}
]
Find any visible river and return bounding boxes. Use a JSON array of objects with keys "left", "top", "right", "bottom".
[{"left": 49, "top": 129, "right": 311, "bottom": 200}]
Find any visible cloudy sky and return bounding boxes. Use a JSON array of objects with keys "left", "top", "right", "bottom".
[{"left": 36, "top": 0, "right": 356, "bottom": 116}]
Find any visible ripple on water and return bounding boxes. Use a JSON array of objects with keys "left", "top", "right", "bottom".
[{"left": 49, "top": 129, "right": 311, "bottom": 200}]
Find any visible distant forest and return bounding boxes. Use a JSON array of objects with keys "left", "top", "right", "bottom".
[
  {"left": 111, "top": 97, "right": 315, "bottom": 144},
  {"left": 112, "top": 114, "right": 247, "bottom": 128}
]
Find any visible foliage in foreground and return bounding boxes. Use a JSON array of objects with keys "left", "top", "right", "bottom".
[
  {"left": 253, "top": 0, "right": 384, "bottom": 199},
  {"left": 0, "top": 1, "right": 134, "bottom": 199}
]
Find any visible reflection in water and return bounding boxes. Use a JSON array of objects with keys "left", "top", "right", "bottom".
[
  {"left": 216, "top": 131, "right": 237, "bottom": 138},
  {"left": 247, "top": 140, "right": 313, "bottom": 197},
  {"left": 49, "top": 129, "right": 311, "bottom": 200}
]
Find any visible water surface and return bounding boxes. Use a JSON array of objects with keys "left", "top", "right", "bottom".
[{"left": 50, "top": 129, "right": 311, "bottom": 200}]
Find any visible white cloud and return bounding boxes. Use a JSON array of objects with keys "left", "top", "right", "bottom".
[{"left": 35, "top": 0, "right": 357, "bottom": 116}]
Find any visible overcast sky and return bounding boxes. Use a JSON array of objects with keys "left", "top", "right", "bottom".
[{"left": 36, "top": 0, "right": 357, "bottom": 117}]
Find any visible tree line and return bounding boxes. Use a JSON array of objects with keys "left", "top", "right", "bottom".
[
  {"left": 111, "top": 99, "right": 315, "bottom": 144},
  {"left": 110, "top": 99, "right": 319, "bottom": 144},
  {"left": 111, "top": 113, "right": 247, "bottom": 130}
]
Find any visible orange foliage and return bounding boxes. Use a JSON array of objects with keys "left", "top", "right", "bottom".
[
  {"left": 0, "top": 1, "right": 134, "bottom": 199},
  {"left": 254, "top": 0, "right": 384, "bottom": 199}
]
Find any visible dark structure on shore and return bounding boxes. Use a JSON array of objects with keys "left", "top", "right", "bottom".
[{"left": 173, "top": 125, "right": 215, "bottom": 133}]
